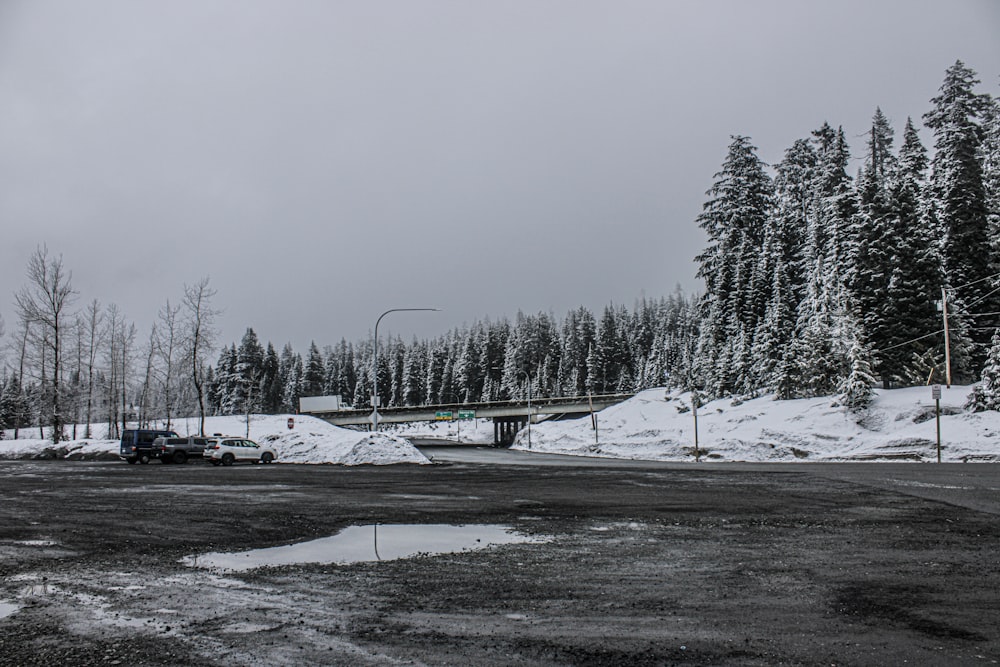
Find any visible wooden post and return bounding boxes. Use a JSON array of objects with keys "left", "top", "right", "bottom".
[
  {"left": 692, "top": 391, "right": 700, "bottom": 463},
  {"left": 588, "top": 393, "right": 599, "bottom": 446}
]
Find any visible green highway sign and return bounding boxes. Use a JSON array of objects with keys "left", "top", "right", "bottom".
[
  {"left": 435, "top": 411, "right": 453, "bottom": 421},
  {"left": 458, "top": 410, "right": 476, "bottom": 420}
]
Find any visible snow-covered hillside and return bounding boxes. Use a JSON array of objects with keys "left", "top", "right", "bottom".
[
  {"left": 511, "top": 385, "right": 1000, "bottom": 463},
  {"left": 0, "top": 414, "right": 430, "bottom": 466}
]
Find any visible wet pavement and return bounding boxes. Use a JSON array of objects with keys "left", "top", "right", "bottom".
[{"left": 1, "top": 456, "right": 999, "bottom": 665}]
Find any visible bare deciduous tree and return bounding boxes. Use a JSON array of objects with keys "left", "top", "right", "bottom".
[
  {"left": 14, "top": 247, "right": 76, "bottom": 443},
  {"left": 139, "top": 323, "right": 158, "bottom": 428},
  {"left": 156, "top": 300, "right": 182, "bottom": 431},
  {"left": 182, "top": 277, "right": 219, "bottom": 436},
  {"left": 103, "top": 304, "right": 125, "bottom": 439},
  {"left": 10, "top": 318, "right": 30, "bottom": 439},
  {"left": 82, "top": 300, "right": 104, "bottom": 439},
  {"left": 119, "top": 321, "right": 137, "bottom": 437}
]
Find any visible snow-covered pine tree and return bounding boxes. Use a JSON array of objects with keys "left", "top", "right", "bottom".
[
  {"left": 982, "top": 96, "right": 1000, "bottom": 261},
  {"left": 281, "top": 349, "right": 303, "bottom": 413},
  {"left": 792, "top": 124, "right": 860, "bottom": 396},
  {"left": 839, "top": 326, "right": 878, "bottom": 413},
  {"left": 967, "top": 329, "right": 1000, "bottom": 411},
  {"left": 351, "top": 341, "right": 372, "bottom": 409},
  {"left": 424, "top": 337, "right": 448, "bottom": 404},
  {"left": 332, "top": 340, "right": 356, "bottom": 403},
  {"left": 566, "top": 307, "right": 596, "bottom": 395},
  {"left": 455, "top": 325, "right": 484, "bottom": 402},
  {"left": 213, "top": 344, "right": 239, "bottom": 414},
  {"left": 586, "top": 306, "right": 619, "bottom": 394},
  {"left": 0, "top": 375, "right": 25, "bottom": 435},
  {"left": 752, "top": 260, "right": 798, "bottom": 392},
  {"left": 853, "top": 109, "right": 899, "bottom": 383},
  {"left": 400, "top": 339, "right": 426, "bottom": 406},
  {"left": 501, "top": 314, "right": 530, "bottom": 399},
  {"left": 924, "top": 61, "right": 997, "bottom": 373},
  {"left": 694, "top": 136, "right": 773, "bottom": 397},
  {"left": 236, "top": 328, "right": 264, "bottom": 413},
  {"left": 881, "top": 118, "right": 947, "bottom": 386},
  {"left": 752, "top": 139, "right": 813, "bottom": 392},
  {"left": 260, "top": 342, "right": 281, "bottom": 413},
  {"left": 302, "top": 341, "right": 325, "bottom": 398},
  {"left": 476, "top": 319, "right": 507, "bottom": 402},
  {"left": 387, "top": 336, "right": 406, "bottom": 407}
]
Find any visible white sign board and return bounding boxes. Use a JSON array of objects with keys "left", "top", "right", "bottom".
[
  {"left": 931, "top": 384, "right": 942, "bottom": 400},
  {"left": 299, "top": 395, "right": 343, "bottom": 413}
]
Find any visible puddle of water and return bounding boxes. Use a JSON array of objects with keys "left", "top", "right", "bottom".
[
  {"left": 20, "top": 583, "right": 53, "bottom": 596},
  {"left": 183, "top": 524, "right": 545, "bottom": 572},
  {"left": 0, "top": 601, "right": 19, "bottom": 619}
]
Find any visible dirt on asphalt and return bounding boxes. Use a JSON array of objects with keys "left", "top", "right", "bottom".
[{"left": 0, "top": 456, "right": 998, "bottom": 666}]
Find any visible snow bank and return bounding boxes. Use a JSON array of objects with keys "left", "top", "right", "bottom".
[
  {"left": 0, "top": 414, "right": 430, "bottom": 466},
  {"left": 511, "top": 385, "right": 1000, "bottom": 463},
  {"left": 4, "top": 387, "right": 997, "bottom": 464}
]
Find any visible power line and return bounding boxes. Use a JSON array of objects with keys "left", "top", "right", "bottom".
[
  {"left": 964, "top": 283, "right": 1000, "bottom": 310},
  {"left": 875, "top": 329, "right": 944, "bottom": 353},
  {"left": 949, "top": 270, "right": 1000, "bottom": 292}
]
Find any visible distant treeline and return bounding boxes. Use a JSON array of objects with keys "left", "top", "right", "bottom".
[{"left": 207, "top": 291, "right": 700, "bottom": 415}]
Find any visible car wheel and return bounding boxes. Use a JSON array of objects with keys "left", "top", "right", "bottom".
[
  {"left": 260, "top": 452, "right": 274, "bottom": 464},
  {"left": 139, "top": 454, "right": 150, "bottom": 465},
  {"left": 173, "top": 451, "right": 187, "bottom": 465},
  {"left": 221, "top": 453, "right": 235, "bottom": 467}
]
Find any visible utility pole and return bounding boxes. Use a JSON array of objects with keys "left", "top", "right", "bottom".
[{"left": 941, "top": 288, "right": 952, "bottom": 388}]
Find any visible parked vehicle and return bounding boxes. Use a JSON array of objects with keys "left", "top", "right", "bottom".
[
  {"left": 203, "top": 437, "right": 277, "bottom": 466},
  {"left": 153, "top": 436, "right": 210, "bottom": 464},
  {"left": 120, "top": 429, "right": 179, "bottom": 464}
]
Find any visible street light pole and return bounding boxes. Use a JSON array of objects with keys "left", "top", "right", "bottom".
[{"left": 372, "top": 308, "right": 439, "bottom": 432}]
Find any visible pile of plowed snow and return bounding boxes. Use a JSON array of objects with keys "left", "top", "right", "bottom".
[
  {"left": 0, "top": 414, "right": 430, "bottom": 465},
  {"left": 512, "top": 385, "right": 1000, "bottom": 463}
]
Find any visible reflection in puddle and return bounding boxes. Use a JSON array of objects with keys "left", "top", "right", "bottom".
[
  {"left": 20, "top": 583, "right": 51, "bottom": 596},
  {"left": 0, "top": 601, "right": 18, "bottom": 619},
  {"left": 183, "top": 524, "right": 545, "bottom": 572}
]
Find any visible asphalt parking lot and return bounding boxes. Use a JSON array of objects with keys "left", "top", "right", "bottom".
[{"left": 1, "top": 453, "right": 998, "bottom": 666}]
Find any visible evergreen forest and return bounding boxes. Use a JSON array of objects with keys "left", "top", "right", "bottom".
[{"left": 3, "top": 61, "right": 1000, "bottom": 442}]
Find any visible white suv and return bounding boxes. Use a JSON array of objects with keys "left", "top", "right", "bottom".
[{"left": 204, "top": 437, "right": 277, "bottom": 466}]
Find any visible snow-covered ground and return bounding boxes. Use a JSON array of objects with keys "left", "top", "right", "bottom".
[
  {"left": 2, "top": 386, "right": 998, "bottom": 464},
  {"left": 0, "top": 414, "right": 430, "bottom": 465},
  {"left": 509, "top": 384, "right": 1000, "bottom": 463}
]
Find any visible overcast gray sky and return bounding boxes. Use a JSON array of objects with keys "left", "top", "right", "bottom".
[{"left": 2, "top": 0, "right": 999, "bottom": 353}]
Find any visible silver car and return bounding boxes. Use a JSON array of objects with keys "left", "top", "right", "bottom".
[{"left": 204, "top": 437, "right": 277, "bottom": 466}]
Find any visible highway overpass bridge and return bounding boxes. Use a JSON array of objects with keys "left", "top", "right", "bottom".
[{"left": 307, "top": 393, "right": 635, "bottom": 446}]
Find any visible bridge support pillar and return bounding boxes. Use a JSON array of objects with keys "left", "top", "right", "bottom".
[{"left": 493, "top": 417, "right": 527, "bottom": 447}]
